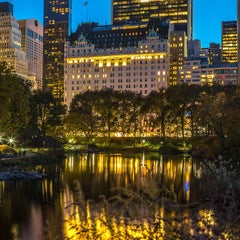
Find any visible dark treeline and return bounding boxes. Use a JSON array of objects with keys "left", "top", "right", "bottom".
[{"left": 1, "top": 62, "right": 240, "bottom": 158}]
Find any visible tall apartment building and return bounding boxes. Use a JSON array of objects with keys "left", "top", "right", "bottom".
[
  {"left": 0, "top": 2, "right": 28, "bottom": 77},
  {"left": 64, "top": 30, "right": 169, "bottom": 106},
  {"left": 18, "top": 19, "right": 43, "bottom": 90},
  {"left": 169, "top": 31, "right": 187, "bottom": 85},
  {"left": 222, "top": 21, "right": 238, "bottom": 63},
  {"left": 43, "top": 0, "right": 72, "bottom": 101},
  {"left": 111, "top": 0, "right": 193, "bottom": 39}
]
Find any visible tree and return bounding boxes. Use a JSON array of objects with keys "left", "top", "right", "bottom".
[
  {"left": 95, "top": 89, "right": 119, "bottom": 139},
  {"left": 67, "top": 91, "right": 100, "bottom": 141},
  {"left": 142, "top": 90, "right": 170, "bottom": 139},
  {"left": 0, "top": 62, "right": 31, "bottom": 137},
  {"left": 30, "top": 90, "right": 66, "bottom": 146},
  {"left": 116, "top": 90, "right": 139, "bottom": 137}
]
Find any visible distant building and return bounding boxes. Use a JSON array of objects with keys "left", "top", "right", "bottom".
[
  {"left": 18, "top": 19, "right": 43, "bottom": 90},
  {"left": 0, "top": 2, "right": 28, "bottom": 78},
  {"left": 180, "top": 61, "right": 237, "bottom": 86},
  {"left": 64, "top": 30, "right": 169, "bottom": 106},
  {"left": 43, "top": 0, "right": 72, "bottom": 101},
  {"left": 111, "top": 0, "right": 193, "bottom": 40},
  {"left": 212, "top": 64, "right": 237, "bottom": 85},
  {"left": 180, "top": 59, "right": 202, "bottom": 85},
  {"left": 208, "top": 42, "right": 222, "bottom": 66},
  {"left": 221, "top": 21, "right": 237, "bottom": 63},
  {"left": 187, "top": 39, "right": 201, "bottom": 58}
]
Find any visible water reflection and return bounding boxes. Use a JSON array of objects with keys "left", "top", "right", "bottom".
[
  {"left": 63, "top": 153, "right": 193, "bottom": 204},
  {"left": 0, "top": 152, "right": 225, "bottom": 239}
]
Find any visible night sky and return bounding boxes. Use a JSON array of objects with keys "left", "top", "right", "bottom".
[{"left": 5, "top": 0, "right": 238, "bottom": 48}]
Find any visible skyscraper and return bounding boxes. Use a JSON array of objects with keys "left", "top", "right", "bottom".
[
  {"left": 0, "top": 2, "right": 28, "bottom": 78},
  {"left": 222, "top": 21, "right": 238, "bottom": 63},
  {"left": 18, "top": 19, "right": 43, "bottom": 90},
  {"left": 111, "top": 0, "right": 193, "bottom": 40},
  {"left": 43, "top": 0, "right": 72, "bottom": 101},
  {"left": 238, "top": 0, "right": 240, "bottom": 84}
]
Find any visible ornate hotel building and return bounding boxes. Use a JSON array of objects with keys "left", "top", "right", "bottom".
[
  {"left": 18, "top": 19, "right": 43, "bottom": 90},
  {"left": 111, "top": 0, "right": 193, "bottom": 40},
  {"left": 64, "top": 29, "right": 169, "bottom": 106},
  {"left": 0, "top": 2, "right": 28, "bottom": 78},
  {"left": 43, "top": 0, "right": 72, "bottom": 101}
]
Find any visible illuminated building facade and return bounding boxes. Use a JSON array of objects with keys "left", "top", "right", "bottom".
[
  {"left": 238, "top": 0, "right": 240, "bottom": 84},
  {"left": 180, "top": 61, "right": 237, "bottom": 86},
  {"left": 111, "top": 0, "right": 193, "bottom": 39},
  {"left": 169, "top": 31, "right": 187, "bottom": 85},
  {"left": 180, "top": 59, "right": 202, "bottom": 84},
  {"left": 0, "top": 2, "right": 28, "bottom": 78},
  {"left": 221, "top": 21, "right": 237, "bottom": 63},
  {"left": 18, "top": 19, "right": 43, "bottom": 90},
  {"left": 64, "top": 30, "right": 169, "bottom": 106},
  {"left": 43, "top": 0, "right": 72, "bottom": 101}
]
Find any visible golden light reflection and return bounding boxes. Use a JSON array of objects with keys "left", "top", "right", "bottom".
[
  {"left": 0, "top": 181, "right": 5, "bottom": 205},
  {"left": 198, "top": 209, "right": 216, "bottom": 238},
  {"left": 62, "top": 198, "right": 170, "bottom": 239},
  {"left": 61, "top": 154, "right": 198, "bottom": 238},
  {"left": 41, "top": 179, "right": 54, "bottom": 201}
]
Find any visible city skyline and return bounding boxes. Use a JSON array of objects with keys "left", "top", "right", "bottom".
[{"left": 6, "top": 0, "right": 237, "bottom": 48}]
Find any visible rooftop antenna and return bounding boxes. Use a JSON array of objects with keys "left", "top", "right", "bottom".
[{"left": 83, "top": 1, "right": 88, "bottom": 22}]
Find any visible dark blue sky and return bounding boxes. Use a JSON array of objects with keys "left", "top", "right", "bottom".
[{"left": 7, "top": 0, "right": 237, "bottom": 48}]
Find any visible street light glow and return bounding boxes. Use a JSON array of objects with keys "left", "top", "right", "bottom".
[{"left": 8, "top": 137, "right": 15, "bottom": 147}]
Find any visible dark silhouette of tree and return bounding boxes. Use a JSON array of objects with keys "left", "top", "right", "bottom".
[
  {"left": 0, "top": 62, "right": 31, "bottom": 137},
  {"left": 30, "top": 90, "right": 66, "bottom": 146},
  {"left": 67, "top": 90, "right": 100, "bottom": 142}
]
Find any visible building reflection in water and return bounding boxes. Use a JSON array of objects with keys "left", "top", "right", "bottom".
[
  {"left": 0, "top": 153, "right": 223, "bottom": 239},
  {"left": 60, "top": 152, "right": 206, "bottom": 239}
]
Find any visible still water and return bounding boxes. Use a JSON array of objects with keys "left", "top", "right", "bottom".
[{"left": 0, "top": 152, "right": 206, "bottom": 239}]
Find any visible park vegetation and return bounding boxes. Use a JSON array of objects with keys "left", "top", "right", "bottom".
[
  {"left": 1, "top": 62, "right": 240, "bottom": 238},
  {"left": 1, "top": 61, "right": 240, "bottom": 159}
]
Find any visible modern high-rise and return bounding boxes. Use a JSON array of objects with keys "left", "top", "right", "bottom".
[
  {"left": 18, "top": 19, "right": 43, "bottom": 90},
  {"left": 0, "top": 2, "right": 28, "bottom": 77},
  {"left": 238, "top": 0, "right": 240, "bottom": 84},
  {"left": 43, "top": 0, "right": 72, "bottom": 101},
  {"left": 222, "top": 21, "right": 238, "bottom": 63},
  {"left": 111, "top": 0, "right": 193, "bottom": 40}
]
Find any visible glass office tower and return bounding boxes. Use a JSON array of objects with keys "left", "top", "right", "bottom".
[
  {"left": 222, "top": 21, "right": 237, "bottom": 63},
  {"left": 238, "top": 0, "right": 240, "bottom": 84},
  {"left": 43, "top": 0, "right": 72, "bottom": 101},
  {"left": 111, "top": 0, "right": 193, "bottom": 40}
]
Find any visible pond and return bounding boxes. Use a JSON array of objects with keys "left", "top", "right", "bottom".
[{"left": 0, "top": 152, "right": 239, "bottom": 239}]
